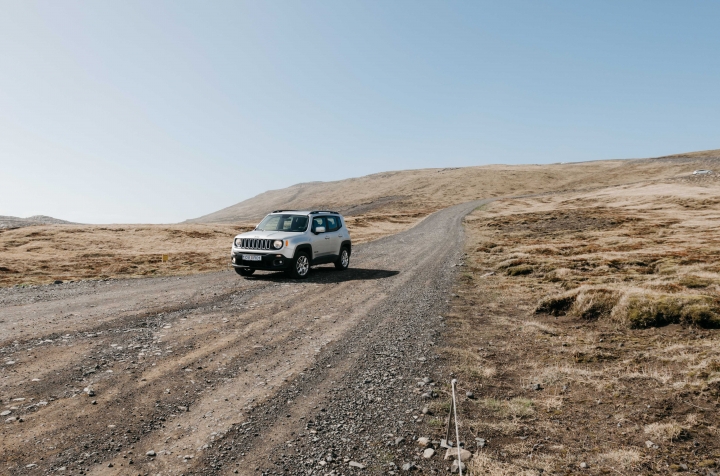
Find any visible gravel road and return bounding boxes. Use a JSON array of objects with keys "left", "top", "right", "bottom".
[{"left": 0, "top": 200, "right": 489, "bottom": 475}]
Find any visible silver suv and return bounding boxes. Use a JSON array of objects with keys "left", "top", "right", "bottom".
[{"left": 230, "top": 210, "right": 351, "bottom": 279}]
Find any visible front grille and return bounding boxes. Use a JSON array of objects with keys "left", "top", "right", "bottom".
[{"left": 239, "top": 238, "right": 272, "bottom": 250}]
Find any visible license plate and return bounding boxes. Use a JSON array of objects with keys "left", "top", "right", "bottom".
[{"left": 242, "top": 254, "right": 262, "bottom": 261}]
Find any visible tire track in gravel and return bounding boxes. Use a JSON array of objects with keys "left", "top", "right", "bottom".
[
  {"left": 0, "top": 200, "right": 489, "bottom": 475},
  {"left": 194, "top": 199, "right": 490, "bottom": 475}
]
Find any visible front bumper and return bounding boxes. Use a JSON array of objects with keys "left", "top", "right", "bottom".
[{"left": 231, "top": 252, "right": 291, "bottom": 271}]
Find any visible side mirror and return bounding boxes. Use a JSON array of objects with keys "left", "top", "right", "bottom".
[{"left": 314, "top": 226, "right": 326, "bottom": 234}]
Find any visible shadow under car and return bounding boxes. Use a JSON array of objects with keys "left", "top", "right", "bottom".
[{"left": 243, "top": 266, "right": 399, "bottom": 283}]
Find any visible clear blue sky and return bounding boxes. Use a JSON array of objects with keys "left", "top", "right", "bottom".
[{"left": 1, "top": 1, "right": 718, "bottom": 223}]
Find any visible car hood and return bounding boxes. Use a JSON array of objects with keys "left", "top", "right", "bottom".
[{"left": 234, "top": 231, "right": 302, "bottom": 240}]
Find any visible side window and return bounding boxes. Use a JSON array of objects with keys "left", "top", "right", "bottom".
[
  {"left": 326, "top": 216, "right": 339, "bottom": 232},
  {"left": 312, "top": 217, "right": 326, "bottom": 232}
]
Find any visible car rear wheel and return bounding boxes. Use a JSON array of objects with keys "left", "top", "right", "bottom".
[
  {"left": 334, "top": 247, "right": 350, "bottom": 270},
  {"left": 235, "top": 268, "right": 255, "bottom": 277},
  {"left": 287, "top": 252, "right": 310, "bottom": 279}
]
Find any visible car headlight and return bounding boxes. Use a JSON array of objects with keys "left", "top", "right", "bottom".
[
  {"left": 273, "top": 240, "right": 283, "bottom": 249},
  {"left": 234, "top": 238, "right": 242, "bottom": 247}
]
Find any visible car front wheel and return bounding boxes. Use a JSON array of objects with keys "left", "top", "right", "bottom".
[
  {"left": 334, "top": 248, "right": 350, "bottom": 270},
  {"left": 287, "top": 252, "right": 310, "bottom": 279}
]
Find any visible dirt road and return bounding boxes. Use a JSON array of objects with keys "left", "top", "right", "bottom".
[{"left": 0, "top": 200, "right": 488, "bottom": 475}]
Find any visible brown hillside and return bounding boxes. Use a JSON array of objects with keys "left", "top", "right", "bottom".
[
  {"left": 187, "top": 150, "right": 720, "bottom": 223},
  {"left": 2, "top": 150, "right": 717, "bottom": 287}
]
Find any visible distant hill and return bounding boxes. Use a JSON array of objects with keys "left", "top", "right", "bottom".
[
  {"left": 0, "top": 215, "right": 75, "bottom": 230},
  {"left": 186, "top": 150, "right": 720, "bottom": 223}
]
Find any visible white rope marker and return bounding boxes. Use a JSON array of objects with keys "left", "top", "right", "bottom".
[{"left": 451, "top": 378, "right": 463, "bottom": 476}]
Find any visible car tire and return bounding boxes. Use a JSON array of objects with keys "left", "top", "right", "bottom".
[
  {"left": 287, "top": 251, "right": 310, "bottom": 279},
  {"left": 235, "top": 268, "right": 255, "bottom": 277},
  {"left": 334, "top": 247, "right": 350, "bottom": 270}
]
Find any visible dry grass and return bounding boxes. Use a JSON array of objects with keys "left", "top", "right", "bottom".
[
  {"left": 4, "top": 151, "right": 717, "bottom": 287},
  {"left": 644, "top": 421, "right": 684, "bottom": 442},
  {"left": 474, "top": 178, "right": 720, "bottom": 329},
  {"left": 0, "top": 223, "right": 254, "bottom": 286},
  {"left": 480, "top": 398, "right": 536, "bottom": 419},
  {"left": 536, "top": 285, "right": 720, "bottom": 328},
  {"left": 189, "top": 150, "right": 719, "bottom": 223},
  {"left": 613, "top": 291, "right": 720, "bottom": 328},
  {"left": 0, "top": 211, "right": 426, "bottom": 287},
  {"left": 468, "top": 452, "right": 543, "bottom": 476},
  {"left": 437, "top": 170, "right": 720, "bottom": 474},
  {"left": 596, "top": 449, "right": 641, "bottom": 470}
]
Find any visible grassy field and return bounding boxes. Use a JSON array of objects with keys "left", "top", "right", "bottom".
[
  {"left": 0, "top": 224, "right": 252, "bottom": 287},
  {"left": 0, "top": 210, "right": 432, "bottom": 287},
  {"left": 4, "top": 151, "right": 717, "bottom": 288},
  {"left": 438, "top": 172, "right": 720, "bottom": 474}
]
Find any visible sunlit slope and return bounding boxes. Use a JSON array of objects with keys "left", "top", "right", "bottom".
[{"left": 187, "top": 150, "right": 720, "bottom": 223}]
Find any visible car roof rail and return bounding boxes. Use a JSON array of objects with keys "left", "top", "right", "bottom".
[
  {"left": 310, "top": 210, "right": 339, "bottom": 215},
  {"left": 271, "top": 209, "right": 301, "bottom": 213}
]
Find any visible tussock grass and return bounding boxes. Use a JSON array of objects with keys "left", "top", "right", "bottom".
[
  {"left": 612, "top": 291, "right": 720, "bottom": 328},
  {"left": 596, "top": 449, "right": 641, "bottom": 470},
  {"left": 536, "top": 285, "right": 720, "bottom": 328},
  {"left": 680, "top": 274, "right": 715, "bottom": 288},
  {"left": 541, "top": 396, "right": 564, "bottom": 411},
  {"left": 644, "top": 421, "right": 683, "bottom": 442},
  {"left": 496, "top": 257, "right": 526, "bottom": 269},
  {"left": 535, "top": 290, "right": 578, "bottom": 316},
  {"left": 535, "top": 285, "right": 620, "bottom": 320},
  {"left": 572, "top": 287, "right": 620, "bottom": 320},
  {"left": 506, "top": 264, "right": 534, "bottom": 276},
  {"left": 543, "top": 267, "right": 574, "bottom": 282}
]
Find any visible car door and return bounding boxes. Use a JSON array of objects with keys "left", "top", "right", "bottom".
[
  {"left": 310, "top": 216, "right": 331, "bottom": 259},
  {"left": 324, "top": 215, "right": 343, "bottom": 257}
]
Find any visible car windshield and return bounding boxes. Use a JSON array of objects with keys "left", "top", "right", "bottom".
[{"left": 256, "top": 214, "right": 309, "bottom": 232}]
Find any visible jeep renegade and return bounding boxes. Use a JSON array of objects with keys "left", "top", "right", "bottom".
[{"left": 230, "top": 210, "right": 351, "bottom": 278}]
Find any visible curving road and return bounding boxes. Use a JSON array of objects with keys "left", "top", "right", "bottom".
[{"left": 0, "top": 200, "right": 489, "bottom": 475}]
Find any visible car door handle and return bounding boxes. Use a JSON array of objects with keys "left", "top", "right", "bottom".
[{"left": 324, "top": 237, "right": 330, "bottom": 240}]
